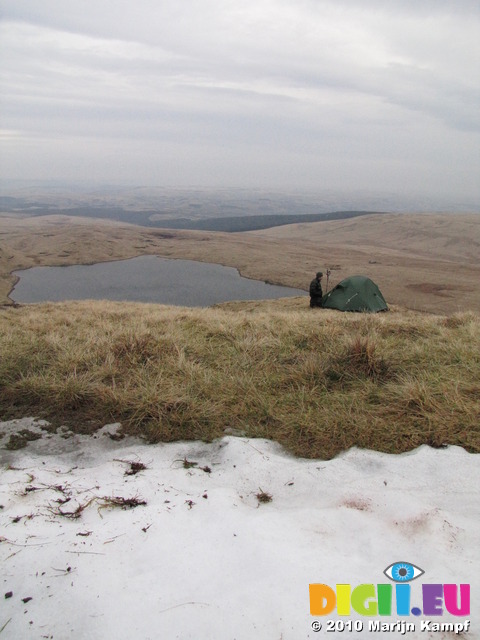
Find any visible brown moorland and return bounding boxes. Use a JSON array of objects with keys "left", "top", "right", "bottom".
[
  {"left": 1, "top": 211, "right": 479, "bottom": 314},
  {"left": 0, "top": 212, "right": 479, "bottom": 458}
]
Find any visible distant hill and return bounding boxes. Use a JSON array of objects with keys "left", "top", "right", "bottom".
[
  {"left": 152, "top": 210, "right": 385, "bottom": 232},
  {"left": 0, "top": 199, "right": 385, "bottom": 232},
  {"left": 252, "top": 211, "right": 480, "bottom": 263},
  {"left": 0, "top": 204, "right": 159, "bottom": 227},
  {"left": 2, "top": 210, "right": 479, "bottom": 314}
]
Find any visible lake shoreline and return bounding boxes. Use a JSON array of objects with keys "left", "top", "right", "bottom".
[{"left": 10, "top": 254, "right": 307, "bottom": 307}]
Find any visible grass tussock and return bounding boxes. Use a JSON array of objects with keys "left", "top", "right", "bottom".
[
  {"left": 325, "top": 336, "right": 392, "bottom": 385},
  {"left": 0, "top": 300, "right": 479, "bottom": 459}
]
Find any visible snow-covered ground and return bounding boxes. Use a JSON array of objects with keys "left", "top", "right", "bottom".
[{"left": 0, "top": 418, "right": 478, "bottom": 640}]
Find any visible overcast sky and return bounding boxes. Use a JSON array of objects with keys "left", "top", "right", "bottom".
[{"left": 0, "top": 1, "right": 479, "bottom": 203}]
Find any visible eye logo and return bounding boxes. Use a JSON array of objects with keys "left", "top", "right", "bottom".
[
  {"left": 384, "top": 561, "right": 424, "bottom": 583},
  {"left": 310, "top": 561, "right": 470, "bottom": 618}
]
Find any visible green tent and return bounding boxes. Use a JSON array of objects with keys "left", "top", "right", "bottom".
[{"left": 321, "top": 275, "right": 388, "bottom": 312}]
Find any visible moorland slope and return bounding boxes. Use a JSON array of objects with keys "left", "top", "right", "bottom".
[
  {"left": 1, "top": 211, "right": 479, "bottom": 313},
  {"left": 252, "top": 212, "right": 480, "bottom": 262}
]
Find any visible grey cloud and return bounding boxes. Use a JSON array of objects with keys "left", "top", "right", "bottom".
[{"left": 0, "top": 0, "right": 479, "bottom": 199}]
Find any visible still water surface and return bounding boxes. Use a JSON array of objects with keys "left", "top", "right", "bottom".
[{"left": 11, "top": 256, "right": 306, "bottom": 307}]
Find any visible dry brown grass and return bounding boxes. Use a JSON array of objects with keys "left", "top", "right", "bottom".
[
  {"left": 251, "top": 213, "right": 480, "bottom": 315},
  {"left": 1, "top": 300, "right": 478, "bottom": 459},
  {"left": 252, "top": 212, "right": 480, "bottom": 262}
]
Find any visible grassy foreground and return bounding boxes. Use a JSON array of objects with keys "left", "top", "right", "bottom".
[{"left": 0, "top": 300, "right": 479, "bottom": 459}]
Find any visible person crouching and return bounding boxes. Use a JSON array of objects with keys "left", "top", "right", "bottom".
[{"left": 309, "top": 272, "right": 323, "bottom": 308}]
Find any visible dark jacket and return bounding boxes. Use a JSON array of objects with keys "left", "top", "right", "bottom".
[{"left": 309, "top": 278, "right": 323, "bottom": 307}]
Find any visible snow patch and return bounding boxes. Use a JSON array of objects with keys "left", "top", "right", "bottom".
[{"left": 0, "top": 418, "right": 478, "bottom": 639}]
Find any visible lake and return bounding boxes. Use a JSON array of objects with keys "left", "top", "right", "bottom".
[{"left": 11, "top": 256, "right": 306, "bottom": 307}]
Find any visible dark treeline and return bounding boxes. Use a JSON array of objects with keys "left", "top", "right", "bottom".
[
  {"left": 1, "top": 199, "right": 385, "bottom": 232},
  {"left": 157, "top": 210, "right": 385, "bottom": 232}
]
